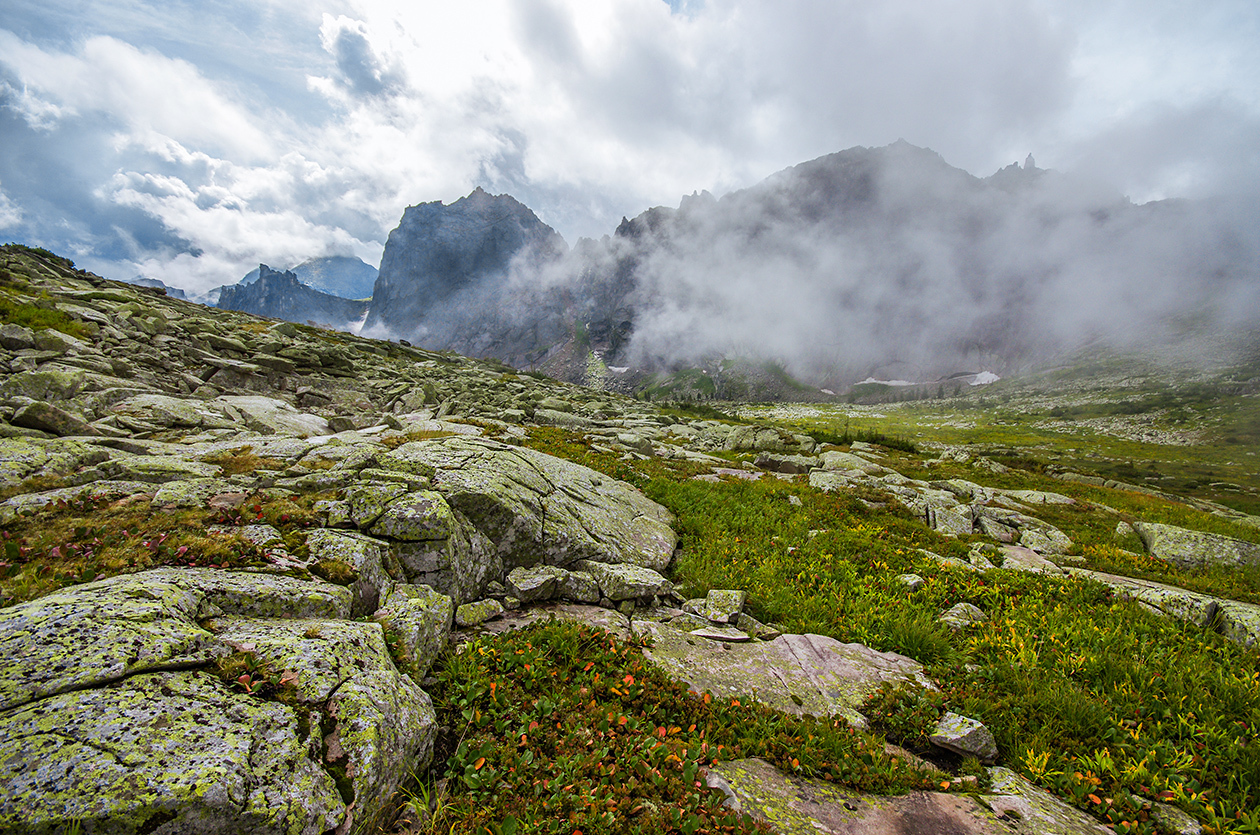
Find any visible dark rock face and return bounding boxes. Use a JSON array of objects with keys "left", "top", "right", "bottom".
[
  {"left": 240, "top": 256, "right": 377, "bottom": 300},
  {"left": 218, "top": 265, "right": 369, "bottom": 330},
  {"left": 363, "top": 188, "right": 568, "bottom": 362}
]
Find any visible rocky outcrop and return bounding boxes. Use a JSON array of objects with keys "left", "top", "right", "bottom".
[
  {"left": 1132, "top": 521, "right": 1260, "bottom": 569},
  {"left": 0, "top": 569, "right": 433, "bottom": 834},
  {"left": 712, "top": 757, "right": 1110, "bottom": 835},
  {"left": 218, "top": 265, "right": 369, "bottom": 331}
]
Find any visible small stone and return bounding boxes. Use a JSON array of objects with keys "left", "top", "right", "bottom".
[
  {"left": 939, "top": 602, "right": 986, "bottom": 631},
  {"left": 930, "top": 712, "right": 998, "bottom": 763},
  {"left": 455, "top": 599, "right": 505, "bottom": 628},
  {"left": 506, "top": 565, "right": 567, "bottom": 603},
  {"left": 898, "top": 574, "right": 925, "bottom": 591}
]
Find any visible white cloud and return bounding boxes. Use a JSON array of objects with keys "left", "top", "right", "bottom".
[
  {"left": 0, "top": 182, "right": 22, "bottom": 229},
  {"left": 0, "top": 30, "right": 274, "bottom": 160},
  {"left": 1, "top": 0, "right": 1258, "bottom": 291}
]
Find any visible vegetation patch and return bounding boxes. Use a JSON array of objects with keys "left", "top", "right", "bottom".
[
  {"left": 519, "top": 426, "right": 1260, "bottom": 834},
  {"left": 403, "top": 620, "right": 932, "bottom": 834}
]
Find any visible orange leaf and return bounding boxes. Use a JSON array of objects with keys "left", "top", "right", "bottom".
[
  {"left": 940, "top": 781, "right": 951, "bottom": 790},
  {"left": 791, "top": 758, "right": 800, "bottom": 769},
  {"left": 1088, "top": 794, "right": 1101, "bottom": 805},
  {"left": 703, "top": 693, "right": 711, "bottom": 704},
  {"left": 583, "top": 662, "right": 594, "bottom": 672},
  {"left": 474, "top": 757, "right": 486, "bottom": 770}
]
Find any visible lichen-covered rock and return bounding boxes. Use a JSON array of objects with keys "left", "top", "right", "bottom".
[
  {"left": 207, "top": 616, "right": 436, "bottom": 831},
  {"left": 939, "top": 602, "right": 987, "bottom": 631},
  {"left": 636, "top": 625, "right": 932, "bottom": 729},
  {"left": 574, "top": 560, "right": 671, "bottom": 601},
  {"left": 556, "top": 568, "right": 601, "bottom": 603},
  {"left": 370, "top": 490, "right": 457, "bottom": 541},
  {"left": 684, "top": 589, "right": 747, "bottom": 623},
  {"left": 930, "top": 712, "right": 998, "bottom": 762},
  {"left": 10, "top": 400, "right": 95, "bottom": 436},
  {"left": 986, "top": 767, "right": 1111, "bottom": 834},
  {"left": 110, "top": 393, "right": 234, "bottom": 429},
  {"left": 100, "top": 455, "right": 223, "bottom": 483},
  {"left": 0, "top": 479, "right": 153, "bottom": 524},
  {"left": 455, "top": 598, "right": 506, "bottom": 627},
  {"left": 374, "top": 583, "right": 454, "bottom": 677},
  {"left": 391, "top": 511, "right": 498, "bottom": 604},
  {"left": 306, "top": 529, "right": 397, "bottom": 615},
  {"left": 1133, "top": 521, "right": 1260, "bottom": 569},
  {"left": 999, "top": 544, "right": 1066, "bottom": 575},
  {"left": 1070, "top": 568, "right": 1260, "bottom": 646},
  {"left": 714, "top": 757, "right": 1110, "bottom": 835},
  {"left": 0, "top": 669, "right": 345, "bottom": 835},
  {"left": 1019, "top": 525, "right": 1074, "bottom": 555},
  {"left": 345, "top": 482, "right": 409, "bottom": 528},
  {"left": 506, "top": 564, "right": 569, "bottom": 602},
  {"left": 153, "top": 477, "right": 238, "bottom": 508},
  {"left": 0, "top": 367, "right": 86, "bottom": 402},
  {"left": 378, "top": 437, "right": 677, "bottom": 571},
  {"left": 216, "top": 395, "right": 331, "bottom": 437},
  {"left": 0, "top": 574, "right": 223, "bottom": 712}
]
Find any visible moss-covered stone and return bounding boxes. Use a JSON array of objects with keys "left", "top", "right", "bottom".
[
  {"left": 1134, "top": 521, "right": 1260, "bottom": 568},
  {"left": 305, "top": 529, "right": 395, "bottom": 616},
  {"left": 0, "top": 669, "right": 344, "bottom": 835},
  {"left": 369, "top": 490, "right": 456, "bottom": 541},
  {"left": 374, "top": 583, "right": 453, "bottom": 677},
  {"left": 573, "top": 560, "right": 670, "bottom": 602}
]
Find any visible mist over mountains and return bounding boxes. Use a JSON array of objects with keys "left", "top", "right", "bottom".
[{"left": 236, "top": 141, "right": 1260, "bottom": 388}]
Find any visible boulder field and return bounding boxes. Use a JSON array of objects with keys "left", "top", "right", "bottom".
[{"left": 0, "top": 245, "right": 1252, "bottom": 833}]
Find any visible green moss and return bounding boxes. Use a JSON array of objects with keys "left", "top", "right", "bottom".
[{"left": 310, "top": 559, "right": 359, "bottom": 586}]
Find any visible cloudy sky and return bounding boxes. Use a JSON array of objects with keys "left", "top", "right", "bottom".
[{"left": 1, "top": 0, "right": 1257, "bottom": 294}]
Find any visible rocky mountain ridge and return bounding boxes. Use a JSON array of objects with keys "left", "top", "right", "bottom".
[
  {"left": 218, "top": 264, "right": 370, "bottom": 331},
  {"left": 258, "top": 142, "right": 1259, "bottom": 394},
  {"left": 1, "top": 243, "right": 1256, "bottom": 834}
]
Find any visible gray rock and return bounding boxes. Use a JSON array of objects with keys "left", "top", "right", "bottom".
[
  {"left": 153, "top": 477, "right": 238, "bottom": 508},
  {"left": 715, "top": 757, "right": 1107, "bottom": 835},
  {"left": 985, "top": 767, "right": 1112, "bottom": 834},
  {"left": 506, "top": 564, "right": 570, "bottom": 602},
  {"left": 636, "top": 624, "right": 932, "bottom": 729},
  {"left": 574, "top": 560, "right": 671, "bottom": 601},
  {"left": 346, "top": 482, "right": 410, "bottom": 527},
  {"left": 1133, "top": 521, "right": 1260, "bottom": 568},
  {"left": 930, "top": 712, "right": 998, "bottom": 762},
  {"left": 370, "top": 490, "right": 457, "bottom": 541},
  {"left": 899, "top": 573, "right": 926, "bottom": 591},
  {"left": 940, "top": 602, "right": 987, "bottom": 631},
  {"left": 380, "top": 437, "right": 677, "bottom": 571},
  {"left": 0, "top": 323, "right": 36, "bottom": 350},
  {"left": 10, "top": 401, "right": 94, "bottom": 436},
  {"left": 455, "top": 598, "right": 506, "bottom": 627},
  {"left": 685, "top": 589, "right": 747, "bottom": 623},
  {"left": 691, "top": 625, "right": 752, "bottom": 642},
  {"left": 374, "top": 583, "right": 454, "bottom": 677},
  {"left": 306, "top": 528, "right": 396, "bottom": 616}
]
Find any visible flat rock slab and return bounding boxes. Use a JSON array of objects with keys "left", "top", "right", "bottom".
[
  {"left": 1133, "top": 521, "right": 1260, "bottom": 569},
  {"left": 0, "top": 669, "right": 345, "bottom": 835},
  {"left": 635, "top": 623, "right": 931, "bottom": 728},
  {"left": 715, "top": 758, "right": 1110, "bottom": 835},
  {"left": 1070, "top": 568, "right": 1260, "bottom": 646},
  {"left": 455, "top": 602, "right": 631, "bottom": 642}
]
